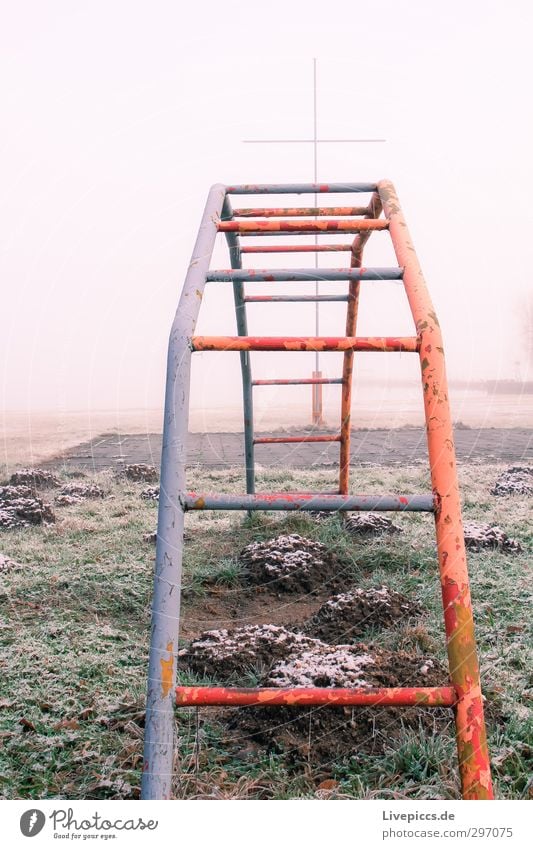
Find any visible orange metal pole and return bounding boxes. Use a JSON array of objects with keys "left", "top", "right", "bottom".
[
  {"left": 377, "top": 180, "right": 493, "bottom": 800},
  {"left": 339, "top": 192, "right": 383, "bottom": 494},
  {"left": 191, "top": 336, "right": 418, "bottom": 353},
  {"left": 217, "top": 218, "right": 388, "bottom": 234},
  {"left": 176, "top": 685, "right": 456, "bottom": 707},
  {"left": 233, "top": 206, "right": 369, "bottom": 217}
]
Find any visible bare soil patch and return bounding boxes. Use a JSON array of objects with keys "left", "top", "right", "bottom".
[
  {"left": 301, "top": 587, "right": 423, "bottom": 643},
  {"left": 180, "top": 576, "right": 445, "bottom": 769},
  {"left": 223, "top": 646, "right": 449, "bottom": 766}
]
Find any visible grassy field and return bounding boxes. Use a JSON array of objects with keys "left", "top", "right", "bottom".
[{"left": 0, "top": 462, "right": 531, "bottom": 800}]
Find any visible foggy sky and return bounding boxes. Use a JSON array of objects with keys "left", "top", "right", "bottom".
[{"left": 1, "top": 0, "right": 532, "bottom": 417}]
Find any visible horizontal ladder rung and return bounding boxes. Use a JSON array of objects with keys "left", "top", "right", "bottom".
[
  {"left": 183, "top": 493, "right": 435, "bottom": 512},
  {"left": 218, "top": 219, "right": 388, "bottom": 234},
  {"left": 244, "top": 295, "right": 349, "bottom": 303},
  {"left": 226, "top": 182, "right": 378, "bottom": 195},
  {"left": 176, "top": 686, "right": 456, "bottom": 707},
  {"left": 207, "top": 267, "right": 402, "bottom": 282},
  {"left": 240, "top": 244, "right": 354, "bottom": 253},
  {"left": 232, "top": 206, "right": 369, "bottom": 217},
  {"left": 254, "top": 434, "right": 341, "bottom": 444},
  {"left": 191, "top": 336, "right": 419, "bottom": 353},
  {"left": 252, "top": 378, "right": 343, "bottom": 385}
]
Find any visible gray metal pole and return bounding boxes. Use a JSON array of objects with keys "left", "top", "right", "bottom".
[
  {"left": 313, "top": 57, "right": 320, "bottom": 374},
  {"left": 141, "top": 183, "right": 226, "bottom": 800},
  {"left": 221, "top": 196, "right": 256, "bottom": 495}
]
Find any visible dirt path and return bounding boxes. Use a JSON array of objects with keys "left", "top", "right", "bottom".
[{"left": 44, "top": 427, "right": 532, "bottom": 471}]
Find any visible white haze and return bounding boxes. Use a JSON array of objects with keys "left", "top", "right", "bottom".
[{"left": 1, "top": 0, "right": 532, "bottom": 426}]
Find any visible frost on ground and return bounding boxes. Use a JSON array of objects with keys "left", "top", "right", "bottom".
[
  {"left": 140, "top": 487, "right": 159, "bottom": 501},
  {"left": 302, "top": 586, "right": 423, "bottom": 643},
  {"left": 264, "top": 644, "right": 440, "bottom": 689},
  {"left": 215, "top": 633, "right": 448, "bottom": 763},
  {"left": 0, "top": 553, "right": 23, "bottom": 572},
  {"left": 265, "top": 644, "right": 375, "bottom": 688},
  {"left": 122, "top": 464, "right": 158, "bottom": 483},
  {"left": 180, "top": 624, "right": 321, "bottom": 680},
  {"left": 344, "top": 513, "right": 402, "bottom": 536},
  {"left": 239, "top": 533, "right": 349, "bottom": 593},
  {"left": 55, "top": 483, "right": 105, "bottom": 506},
  {"left": 491, "top": 466, "right": 533, "bottom": 497},
  {"left": 180, "top": 620, "right": 438, "bottom": 691},
  {"left": 463, "top": 522, "right": 522, "bottom": 553},
  {"left": 8, "top": 468, "right": 61, "bottom": 489},
  {"left": 0, "top": 485, "right": 55, "bottom": 529}
]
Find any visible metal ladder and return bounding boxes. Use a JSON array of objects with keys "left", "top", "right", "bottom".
[{"left": 141, "top": 181, "right": 494, "bottom": 800}]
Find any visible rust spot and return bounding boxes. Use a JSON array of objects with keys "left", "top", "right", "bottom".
[{"left": 160, "top": 641, "right": 174, "bottom": 698}]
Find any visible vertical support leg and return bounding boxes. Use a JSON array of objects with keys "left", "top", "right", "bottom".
[
  {"left": 339, "top": 280, "right": 360, "bottom": 494},
  {"left": 141, "top": 342, "right": 190, "bottom": 799},
  {"left": 223, "top": 198, "right": 255, "bottom": 495},
  {"left": 234, "top": 297, "right": 255, "bottom": 495},
  {"left": 339, "top": 192, "right": 383, "bottom": 495},
  {"left": 312, "top": 371, "right": 323, "bottom": 425},
  {"left": 378, "top": 179, "right": 493, "bottom": 800},
  {"left": 141, "top": 183, "right": 226, "bottom": 799}
]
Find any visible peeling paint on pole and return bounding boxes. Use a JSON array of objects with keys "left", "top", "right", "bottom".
[{"left": 377, "top": 179, "right": 493, "bottom": 800}]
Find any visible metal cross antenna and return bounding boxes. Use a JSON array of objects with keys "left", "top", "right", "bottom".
[{"left": 243, "top": 58, "right": 386, "bottom": 424}]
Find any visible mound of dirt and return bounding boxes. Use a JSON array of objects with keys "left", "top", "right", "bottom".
[
  {"left": 0, "top": 485, "right": 56, "bottom": 529},
  {"left": 0, "top": 553, "right": 23, "bottom": 572},
  {"left": 344, "top": 513, "right": 402, "bottom": 536},
  {"left": 265, "top": 644, "right": 443, "bottom": 689},
  {"left": 301, "top": 586, "right": 423, "bottom": 643},
  {"left": 143, "top": 532, "right": 157, "bottom": 544},
  {"left": 122, "top": 464, "right": 158, "bottom": 483},
  {"left": 265, "top": 644, "right": 374, "bottom": 688},
  {"left": 179, "top": 624, "right": 321, "bottom": 681},
  {"left": 463, "top": 522, "right": 522, "bottom": 553},
  {"left": 225, "top": 646, "right": 449, "bottom": 764},
  {"left": 55, "top": 483, "right": 105, "bottom": 506},
  {"left": 239, "top": 534, "right": 350, "bottom": 593},
  {"left": 140, "top": 487, "right": 159, "bottom": 501},
  {"left": 491, "top": 466, "right": 533, "bottom": 497},
  {"left": 9, "top": 468, "right": 61, "bottom": 489},
  {"left": 181, "top": 593, "right": 449, "bottom": 768}
]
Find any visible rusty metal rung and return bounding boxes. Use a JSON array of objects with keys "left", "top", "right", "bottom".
[
  {"left": 191, "top": 336, "right": 419, "bottom": 353},
  {"left": 175, "top": 685, "right": 457, "bottom": 707},
  {"left": 240, "top": 244, "right": 355, "bottom": 253},
  {"left": 225, "top": 182, "right": 378, "bottom": 194},
  {"left": 252, "top": 378, "right": 344, "bottom": 386},
  {"left": 232, "top": 206, "right": 369, "bottom": 218},
  {"left": 253, "top": 434, "right": 341, "bottom": 445},
  {"left": 218, "top": 219, "right": 388, "bottom": 235}
]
